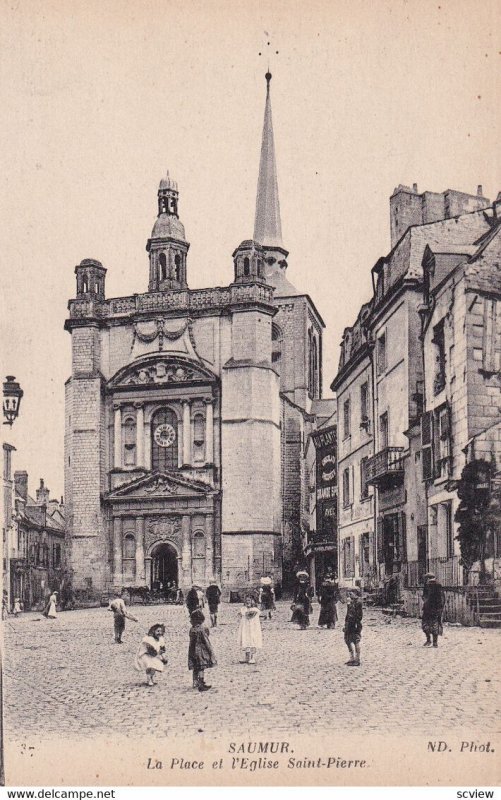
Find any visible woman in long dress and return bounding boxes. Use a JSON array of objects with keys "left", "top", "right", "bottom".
[
  {"left": 291, "top": 572, "right": 314, "bottom": 629},
  {"left": 421, "top": 574, "right": 445, "bottom": 647},
  {"left": 317, "top": 577, "right": 339, "bottom": 629},
  {"left": 135, "top": 623, "right": 168, "bottom": 686},
  {"left": 238, "top": 594, "right": 263, "bottom": 663},
  {"left": 44, "top": 591, "right": 58, "bottom": 619}
]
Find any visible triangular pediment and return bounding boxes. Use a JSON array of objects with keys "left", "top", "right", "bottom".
[
  {"left": 108, "top": 470, "right": 213, "bottom": 500},
  {"left": 109, "top": 354, "right": 217, "bottom": 390}
]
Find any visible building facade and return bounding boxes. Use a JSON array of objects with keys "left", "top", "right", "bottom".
[
  {"left": 64, "top": 75, "right": 331, "bottom": 596},
  {"left": 332, "top": 184, "right": 501, "bottom": 617}
]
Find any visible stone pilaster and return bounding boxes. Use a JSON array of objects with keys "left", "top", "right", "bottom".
[
  {"left": 205, "top": 399, "right": 214, "bottom": 464},
  {"left": 135, "top": 403, "right": 144, "bottom": 467},
  {"left": 205, "top": 514, "right": 214, "bottom": 581},
  {"left": 135, "top": 516, "right": 145, "bottom": 584},
  {"left": 113, "top": 517, "right": 122, "bottom": 587},
  {"left": 113, "top": 404, "right": 122, "bottom": 468},
  {"left": 182, "top": 400, "right": 191, "bottom": 466},
  {"left": 181, "top": 514, "right": 191, "bottom": 584}
]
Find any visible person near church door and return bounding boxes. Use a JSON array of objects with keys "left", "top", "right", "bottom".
[{"left": 206, "top": 580, "right": 222, "bottom": 627}]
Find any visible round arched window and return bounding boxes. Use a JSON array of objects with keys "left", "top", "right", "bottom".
[{"left": 151, "top": 407, "right": 178, "bottom": 471}]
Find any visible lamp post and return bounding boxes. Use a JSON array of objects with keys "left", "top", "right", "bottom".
[
  {"left": 2, "top": 376, "right": 22, "bottom": 784},
  {"left": 3, "top": 376, "right": 23, "bottom": 426}
]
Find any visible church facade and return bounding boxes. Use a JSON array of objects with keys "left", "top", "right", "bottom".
[{"left": 64, "top": 75, "right": 330, "bottom": 595}]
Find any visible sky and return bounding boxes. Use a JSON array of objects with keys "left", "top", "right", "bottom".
[{"left": 1, "top": 0, "right": 499, "bottom": 498}]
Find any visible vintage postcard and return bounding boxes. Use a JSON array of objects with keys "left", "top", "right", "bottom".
[{"left": 1, "top": 0, "right": 500, "bottom": 789}]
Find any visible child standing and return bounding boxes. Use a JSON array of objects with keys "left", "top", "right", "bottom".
[
  {"left": 238, "top": 593, "right": 263, "bottom": 664},
  {"left": 343, "top": 588, "right": 363, "bottom": 666},
  {"left": 259, "top": 577, "right": 276, "bottom": 620},
  {"left": 188, "top": 610, "right": 217, "bottom": 692},
  {"left": 135, "top": 623, "right": 168, "bottom": 686},
  {"left": 13, "top": 598, "right": 22, "bottom": 617}
]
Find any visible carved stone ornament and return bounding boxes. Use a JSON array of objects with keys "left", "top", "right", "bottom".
[
  {"left": 122, "top": 361, "right": 197, "bottom": 386},
  {"left": 144, "top": 476, "right": 179, "bottom": 495},
  {"left": 146, "top": 516, "right": 182, "bottom": 548},
  {"left": 131, "top": 318, "right": 190, "bottom": 351}
]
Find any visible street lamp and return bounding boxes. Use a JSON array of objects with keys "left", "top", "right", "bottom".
[{"left": 3, "top": 376, "right": 23, "bottom": 426}]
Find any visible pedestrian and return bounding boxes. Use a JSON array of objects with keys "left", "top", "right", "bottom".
[
  {"left": 259, "top": 576, "right": 276, "bottom": 620},
  {"left": 186, "top": 585, "right": 201, "bottom": 615},
  {"left": 188, "top": 609, "right": 216, "bottom": 692},
  {"left": 108, "top": 589, "right": 138, "bottom": 643},
  {"left": 2, "top": 591, "right": 8, "bottom": 620},
  {"left": 237, "top": 592, "right": 263, "bottom": 664},
  {"left": 343, "top": 587, "right": 363, "bottom": 666},
  {"left": 421, "top": 573, "right": 446, "bottom": 648},
  {"left": 43, "top": 591, "right": 58, "bottom": 619},
  {"left": 291, "top": 570, "right": 314, "bottom": 629},
  {"left": 13, "top": 597, "right": 22, "bottom": 617},
  {"left": 135, "top": 623, "right": 168, "bottom": 686},
  {"left": 317, "top": 576, "right": 339, "bottom": 629},
  {"left": 205, "top": 579, "right": 222, "bottom": 627}
]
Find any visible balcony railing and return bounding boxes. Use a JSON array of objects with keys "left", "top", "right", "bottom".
[
  {"left": 366, "top": 447, "right": 404, "bottom": 486},
  {"left": 403, "top": 557, "right": 462, "bottom": 588}
]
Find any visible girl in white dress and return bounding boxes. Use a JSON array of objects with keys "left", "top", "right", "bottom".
[
  {"left": 134, "top": 623, "right": 168, "bottom": 686},
  {"left": 238, "top": 594, "right": 263, "bottom": 664}
]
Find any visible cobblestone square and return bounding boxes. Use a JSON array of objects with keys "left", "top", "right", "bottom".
[{"left": 4, "top": 601, "right": 501, "bottom": 741}]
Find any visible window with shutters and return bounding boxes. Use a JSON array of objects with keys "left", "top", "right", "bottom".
[
  {"left": 376, "top": 331, "right": 387, "bottom": 375},
  {"left": 434, "top": 404, "right": 451, "bottom": 478},
  {"left": 360, "top": 382, "right": 370, "bottom": 431},
  {"left": 399, "top": 512, "right": 407, "bottom": 563},
  {"left": 421, "top": 410, "right": 433, "bottom": 480},
  {"left": 342, "top": 468, "right": 351, "bottom": 508},
  {"left": 377, "top": 518, "right": 384, "bottom": 564},
  {"left": 360, "top": 456, "right": 369, "bottom": 500},
  {"left": 445, "top": 501, "right": 454, "bottom": 559},
  {"left": 379, "top": 411, "right": 389, "bottom": 449},
  {"left": 343, "top": 398, "right": 351, "bottom": 439},
  {"left": 432, "top": 319, "right": 446, "bottom": 394},
  {"left": 343, "top": 537, "right": 355, "bottom": 578}
]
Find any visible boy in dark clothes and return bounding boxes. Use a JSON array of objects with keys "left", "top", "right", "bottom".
[
  {"left": 205, "top": 580, "right": 222, "bottom": 627},
  {"left": 343, "top": 588, "right": 363, "bottom": 666},
  {"left": 188, "top": 609, "right": 217, "bottom": 692}
]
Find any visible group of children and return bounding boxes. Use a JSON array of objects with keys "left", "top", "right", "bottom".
[{"left": 131, "top": 580, "right": 364, "bottom": 690}]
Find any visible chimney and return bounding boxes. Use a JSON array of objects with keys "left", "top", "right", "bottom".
[
  {"left": 14, "top": 470, "right": 28, "bottom": 501},
  {"left": 477, "top": 185, "right": 483, "bottom": 197},
  {"left": 412, "top": 183, "right": 418, "bottom": 193}
]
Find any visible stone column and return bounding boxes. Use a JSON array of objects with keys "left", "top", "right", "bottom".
[
  {"left": 182, "top": 401, "right": 191, "bottom": 466},
  {"left": 135, "top": 403, "right": 144, "bottom": 467},
  {"left": 135, "top": 516, "right": 145, "bottom": 584},
  {"left": 205, "top": 514, "right": 214, "bottom": 581},
  {"left": 144, "top": 556, "right": 152, "bottom": 589},
  {"left": 205, "top": 399, "right": 214, "bottom": 464},
  {"left": 181, "top": 515, "right": 191, "bottom": 585},
  {"left": 113, "top": 517, "right": 122, "bottom": 587},
  {"left": 144, "top": 415, "right": 152, "bottom": 470},
  {"left": 113, "top": 404, "right": 122, "bottom": 468}
]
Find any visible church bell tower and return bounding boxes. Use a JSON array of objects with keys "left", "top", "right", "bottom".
[{"left": 147, "top": 171, "right": 190, "bottom": 292}]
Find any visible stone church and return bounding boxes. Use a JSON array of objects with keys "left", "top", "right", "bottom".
[{"left": 64, "top": 74, "right": 334, "bottom": 595}]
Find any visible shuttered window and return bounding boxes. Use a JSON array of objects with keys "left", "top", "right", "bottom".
[{"left": 421, "top": 411, "right": 434, "bottom": 480}]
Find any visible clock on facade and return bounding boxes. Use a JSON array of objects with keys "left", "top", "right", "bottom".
[{"left": 154, "top": 423, "right": 176, "bottom": 448}]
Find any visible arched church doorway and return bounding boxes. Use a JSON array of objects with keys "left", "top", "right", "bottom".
[{"left": 150, "top": 542, "right": 178, "bottom": 589}]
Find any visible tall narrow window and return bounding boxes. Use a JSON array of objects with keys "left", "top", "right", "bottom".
[
  {"left": 360, "top": 456, "right": 369, "bottom": 500},
  {"left": 159, "top": 252, "right": 167, "bottom": 281},
  {"left": 377, "top": 331, "right": 387, "bottom": 375},
  {"left": 432, "top": 320, "right": 446, "bottom": 394},
  {"left": 342, "top": 468, "right": 350, "bottom": 508},
  {"left": 243, "top": 257, "right": 250, "bottom": 277},
  {"left": 151, "top": 408, "right": 178, "bottom": 471},
  {"left": 193, "top": 413, "right": 205, "bottom": 463},
  {"left": 360, "top": 382, "right": 369, "bottom": 430},
  {"left": 123, "top": 415, "right": 137, "bottom": 467},
  {"left": 445, "top": 502, "right": 454, "bottom": 559},
  {"left": 343, "top": 398, "right": 351, "bottom": 438},
  {"left": 174, "top": 253, "right": 181, "bottom": 281},
  {"left": 379, "top": 411, "right": 389, "bottom": 449}
]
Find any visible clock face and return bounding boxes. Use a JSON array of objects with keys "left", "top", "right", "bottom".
[{"left": 154, "top": 423, "right": 176, "bottom": 448}]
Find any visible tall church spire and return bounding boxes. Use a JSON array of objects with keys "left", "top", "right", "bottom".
[{"left": 254, "top": 72, "right": 283, "bottom": 248}]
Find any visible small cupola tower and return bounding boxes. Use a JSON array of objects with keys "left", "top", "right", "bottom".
[
  {"left": 147, "top": 171, "right": 190, "bottom": 292},
  {"left": 232, "top": 239, "right": 266, "bottom": 283},
  {"left": 74, "top": 258, "right": 107, "bottom": 300}
]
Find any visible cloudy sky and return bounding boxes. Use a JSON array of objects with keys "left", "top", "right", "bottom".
[{"left": 1, "top": 0, "right": 499, "bottom": 496}]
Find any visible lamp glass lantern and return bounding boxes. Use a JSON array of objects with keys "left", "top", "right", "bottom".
[{"left": 3, "top": 376, "right": 23, "bottom": 426}]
